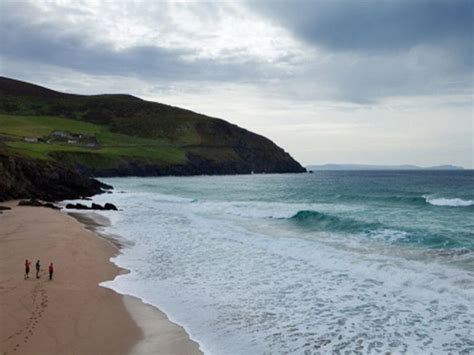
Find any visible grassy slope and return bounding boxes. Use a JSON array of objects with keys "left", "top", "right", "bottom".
[
  {"left": 1, "top": 88, "right": 207, "bottom": 142},
  {"left": 0, "top": 90, "right": 241, "bottom": 168},
  {"left": 0, "top": 114, "right": 187, "bottom": 168},
  {"left": 0, "top": 77, "right": 305, "bottom": 174}
]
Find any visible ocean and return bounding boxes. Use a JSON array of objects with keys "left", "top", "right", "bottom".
[{"left": 81, "top": 171, "right": 473, "bottom": 354}]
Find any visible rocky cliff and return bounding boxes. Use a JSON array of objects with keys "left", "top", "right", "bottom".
[{"left": 0, "top": 153, "right": 109, "bottom": 202}]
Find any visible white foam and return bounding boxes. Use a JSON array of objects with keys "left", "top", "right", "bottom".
[
  {"left": 91, "top": 190, "right": 474, "bottom": 355},
  {"left": 424, "top": 196, "right": 473, "bottom": 207}
]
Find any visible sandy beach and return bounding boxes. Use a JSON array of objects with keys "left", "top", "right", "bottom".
[{"left": 0, "top": 203, "right": 202, "bottom": 355}]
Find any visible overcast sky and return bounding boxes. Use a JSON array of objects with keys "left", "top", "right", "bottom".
[{"left": 1, "top": 0, "right": 472, "bottom": 167}]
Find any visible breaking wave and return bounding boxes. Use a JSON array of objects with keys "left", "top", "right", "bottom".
[
  {"left": 423, "top": 196, "right": 474, "bottom": 207},
  {"left": 289, "top": 210, "right": 381, "bottom": 233}
]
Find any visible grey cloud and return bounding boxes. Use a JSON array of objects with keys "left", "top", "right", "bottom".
[
  {"left": 1, "top": 0, "right": 472, "bottom": 105},
  {"left": 0, "top": 1, "right": 270, "bottom": 84},
  {"left": 256, "top": 43, "right": 472, "bottom": 105},
  {"left": 248, "top": 0, "right": 473, "bottom": 102},
  {"left": 250, "top": 0, "right": 473, "bottom": 55}
]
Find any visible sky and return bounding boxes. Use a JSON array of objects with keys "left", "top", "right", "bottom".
[{"left": 1, "top": 0, "right": 473, "bottom": 168}]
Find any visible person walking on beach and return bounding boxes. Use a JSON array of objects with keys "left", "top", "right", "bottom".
[
  {"left": 35, "top": 260, "right": 41, "bottom": 279},
  {"left": 48, "top": 262, "right": 54, "bottom": 281},
  {"left": 24, "top": 259, "right": 31, "bottom": 279}
]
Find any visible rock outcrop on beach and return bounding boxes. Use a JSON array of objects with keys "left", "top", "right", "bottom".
[
  {"left": 18, "top": 199, "right": 60, "bottom": 209},
  {"left": 0, "top": 205, "right": 11, "bottom": 214},
  {"left": 65, "top": 202, "right": 118, "bottom": 210},
  {"left": 0, "top": 154, "right": 110, "bottom": 202}
]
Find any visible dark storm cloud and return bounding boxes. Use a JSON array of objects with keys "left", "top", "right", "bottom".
[
  {"left": 248, "top": 0, "right": 473, "bottom": 102},
  {"left": 251, "top": 0, "right": 473, "bottom": 56}
]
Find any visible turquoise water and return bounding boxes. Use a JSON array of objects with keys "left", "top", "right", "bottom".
[
  {"left": 112, "top": 171, "right": 474, "bottom": 251},
  {"left": 82, "top": 171, "right": 473, "bottom": 354}
]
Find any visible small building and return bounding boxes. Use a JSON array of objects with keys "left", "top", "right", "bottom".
[
  {"left": 51, "top": 130, "right": 68, "bottom": 138},
  {"left": 24, "top": 137, "right": 38, "bottom": 143}
]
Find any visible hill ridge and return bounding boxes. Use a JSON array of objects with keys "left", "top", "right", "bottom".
[{"left": 0, "top": 77, "right": 305, "bottom": 201}]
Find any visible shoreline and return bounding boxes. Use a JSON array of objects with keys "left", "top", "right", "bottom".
[
  {"left": 0, "top": 202, "right": 201, "bottom": 355},
  {"left": 67, "top": 210, "right": 203, "bottom": 355}
]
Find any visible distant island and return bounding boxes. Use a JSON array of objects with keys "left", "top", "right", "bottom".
[
  {"left": 307, "top": 164, "right": 465, "bottom": 171},
  {"left": 0, "top": 77, "right": 305, "bottom": 201}
]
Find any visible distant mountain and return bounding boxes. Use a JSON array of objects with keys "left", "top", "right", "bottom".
[
  {"left": 307, "top": 164, "right": 464, "bottom": 171},
  {"left": 0, "top": 77, "right": 305, "bottom": 201},
  {"left": 426, "top": 165, "right": 466, "bottom": 170}
]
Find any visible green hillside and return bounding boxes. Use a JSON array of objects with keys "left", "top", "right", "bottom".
[
  {"left": 0, "top": 77, "right": 305, "bottom": 176},
  {"left": 0, "top": 114, "right": 187, "bottom": 168}
]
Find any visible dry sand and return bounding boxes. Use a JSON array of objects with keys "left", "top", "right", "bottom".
[{"left": 0, "top": 203, "right": 202, "bottom": 355}]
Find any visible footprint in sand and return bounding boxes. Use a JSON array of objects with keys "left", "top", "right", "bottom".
[{"left": 4, "top": 281, "right": 49, "bottom": 354}]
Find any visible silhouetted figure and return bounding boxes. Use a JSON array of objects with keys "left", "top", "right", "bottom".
[
  {"left": 48, "top": 262, "right": 54, "bottom": 281},
  {"left": 24, "top": 259, "right": 31, "bottom": 279},
  {"left": 35, "top": 260, "right": 41, "bottom": 279}
]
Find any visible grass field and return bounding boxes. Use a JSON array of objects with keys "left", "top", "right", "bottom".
[
  {"left": 0, "top": 114, "right": 188, "bottom": 166},
  {"left": 0, "top": 77, "right": 305, "bottom": 176}
]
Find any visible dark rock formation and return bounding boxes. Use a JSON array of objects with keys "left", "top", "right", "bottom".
[
  {"left": 43, "top": 202, "right": 60, "bottom": 209},
  {"left": 0, "top": 205, "right": 11, "bottom": 213},
  {"left": 65, "top": 202, "right": 118, "bottom": 211},
  {"left": 65, "top": 203, "right": 90, "bottom": 210},
  {"left": 78, "top": 152, "right": 304, "bottom": 177},
  {"left": 18, "top": 199, "right": 44, "bottom": 207},
  {"left": 103, "top": 203, "right": 118, "bottom": 211},
  {"left": 0, "top": 154, "right": 111, "bottom": 202},
  {"left": 18, "top": 199, "right": 60, "bottom": 209}
]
